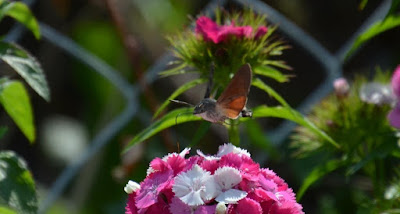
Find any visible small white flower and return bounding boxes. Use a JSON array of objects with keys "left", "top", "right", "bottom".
[
  {"left": 214, "top": 166, "right": 247, "bottom": 204},
  {"left": 217, "top": 143, "right": 251, "bottom": 157},
  {"left": 215, "top": 202, "right": 227, "bottom": 214},
  {"left": 124, "top": 180, "right": 140, "bottom": 194},
  {"left": 173, "top": 164, "right": 218, "bottom": 206}
]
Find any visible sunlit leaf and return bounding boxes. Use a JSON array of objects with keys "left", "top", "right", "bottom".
[
  {"left": 0, "top": 80, "right": 35, "bottom": 143},
  {"left": 261, "top": 60, "right": 292, "bottom": 70},
  {"left": 297, "top": 159, "right": 344, "bottom": 201},
  {"left": 253, "top": 66, "right": 289, "bottom": 83},
  {"left": 0, "top": 151, "right": 38, "bottom": 214},
  {"left": 124, "top": 107, "right": 201, "bottom": 153},
  {"left": 0, "top": 42, "right": 50, "bottom": 101},
  {"left": 247, "top": 105, "right": 340, "bottom": 149},
  {"left": 0, "top": 0, "right": 40, "bottom": 39},
  {"left": 153, "top": 78, "right": 206, "bottom": 119},
  {"left": 0, "top": 206, "right": 17, "bottom": 214},
  {"left": 252, "top": 78, "right": 289, "bottom": 106},
  {"left": 346, "top": 15, "right": 400, "bottom": 59},
  {"left": 385, "top": 0, "right": 400, "bottom": 19}
]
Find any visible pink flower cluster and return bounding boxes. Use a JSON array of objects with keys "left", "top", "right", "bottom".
[
  {"left": 195, "top": 16, "right": 268, "bottom": 44},
  {"left": 125, "top": 144, "right": 304, "bottom": 214},
  {"left": 388, "top": 65, "right": 400, "bottom": 129}
]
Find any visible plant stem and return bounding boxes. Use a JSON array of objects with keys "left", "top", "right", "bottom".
[{"left": 228, "top": 119, "right": 240, "bottom": 146}]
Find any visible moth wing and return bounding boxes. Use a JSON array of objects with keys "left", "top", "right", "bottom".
[{"left": 217, "top": 63, "right": 252, "bottom": 119}]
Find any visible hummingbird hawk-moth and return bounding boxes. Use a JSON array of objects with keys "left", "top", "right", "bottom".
[{"left": 171, "top": 63, "right": 252, "bottom": 123}]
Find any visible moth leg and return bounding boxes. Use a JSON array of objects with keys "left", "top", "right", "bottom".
[{"left": 241, "top": 109, "right": 253, "bottom": 118}]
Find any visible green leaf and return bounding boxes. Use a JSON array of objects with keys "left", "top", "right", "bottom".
[
  {"left": 0, "top": 151, "right": 38, "bottom": 214},
  {"left": 261, "top": 60, "right": 292, "bottom": 71},
  {"left": 0, "top": 0, "right": 40, "bottom": 39},
  {"left": 244, "top": 120, "right": 280, "bottom": 160},
  {"left": 346, "top": 15, "right": 400, "bottom": 59},
  {"left": 159, "top": 63, "right": 189, "bottom": 77},
  {"left": 0, "top": 126, "right": 7, "bottom": 139},
  {"left": 0, "top": 42, "right": 50, "bottom": 101},
  {"left": 248, "top": 105, "right": 340, "bottom": 149},
  {"left": 385, "top": 0, "right": 400, "bottom": 19},
  {"left": 189, "top": 121, "right": 211, "bottom": 147},
  {"left": 0, "top": 206, "right": 17, "bottom": 214},
  {"left": 153, "top": 78, "right": 206, "bottom": 119},
  {"left": 297, "top": 159, "right": 344, "bottom": 201},
  {"left": 346, "top": 142, "right": 395, "bottom": 176},
  {"left": 358, "top": 0, "right": 368, "bottom": 10},
  {"left": 124, "top": 107, "right": 201, "bottom": 153},
  {"left": 252, "top": 78, "right": 289, "bottom": 107},
  {"left": 0, "top": 80, "right": 35, "bottom": 143},
  {"left": 253, "top": 66, "right": 289, "bottom": 83}
]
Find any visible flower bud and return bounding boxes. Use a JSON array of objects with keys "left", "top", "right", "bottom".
[
  {"left": 215, "top": 202, "right": 227, "bottom": 214},
  {"left": 333, "top": 78, "right": 350, "bottom": 97},
  {"left": 124, "top": 180, "right": 140, "bottom": 194},
  {"left": 391, "top": 65, "right": 400, "bottom": 98}
]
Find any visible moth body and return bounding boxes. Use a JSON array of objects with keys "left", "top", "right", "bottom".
[{"left": 193, "top": 98, "right": 227, "bottom": 123}]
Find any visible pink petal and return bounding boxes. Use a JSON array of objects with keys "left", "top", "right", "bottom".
[
  {"left": 388, "top": 103, "right": 400, "bottom": 129},
  {"left": 149, "top": 158, "right": 171, "bottom": 174},
  {"left": 237, "top": 198, "right": 263, "bottom": 214},
  {"left": 136, "top": 169, "right": 173, "bottom": 209},
  {"left": 194, "top": 205, "right": 217, "bottom": 214},
  {"left": 255, "top": 26, "right": 268, "bottom": 39},
  {"left": 200, "top": 159, "right": 219, "bottom": 174},
  {"left": 125, "top": 194, "right": 138, "bottom": 214},
  {"left": 195, "top": 16, "right": 220, "bottom": 43},
  {"left": 169, "top": 197, "right": 192, "bottom": 214},
  {"left": 166, "top": 154, "right": 186, "bottom": 176},
  {"left": 391, "top": 65, "right": 400, "bottom": 98}
]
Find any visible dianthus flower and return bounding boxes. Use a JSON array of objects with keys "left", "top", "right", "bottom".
[
  {"left": 388, "top": 65, "right": 400, "bottom": 129},
  {"left": 195, "top": 16, "right": 267, "bottom": 44},
  {"left": 125, "top": 143, "right": 304, "bottom": 214}
]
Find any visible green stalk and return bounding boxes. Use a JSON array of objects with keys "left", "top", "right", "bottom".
[{"left": 228, "top": 119, "right": 240, "bottom": 146}]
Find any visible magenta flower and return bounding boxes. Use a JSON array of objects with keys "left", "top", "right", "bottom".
[
  {"left": 195, "top": 16, "right": 268, "bottom": 44},
  {"left": 125, "top": 143, "right": 304, "bottom": 214},
  {"left": 388, "top": 65, "right": 400, "bottom": 129}
]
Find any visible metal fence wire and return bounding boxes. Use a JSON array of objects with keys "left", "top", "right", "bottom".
[{"left": 4, "top": 0, "right": 393, "bottom": 213}]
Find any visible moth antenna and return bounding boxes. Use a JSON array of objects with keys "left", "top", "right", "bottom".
[
  {"left": 169, "top": 99, "right": 194, "bottom": 107},
  {"left": 204, "top": 62, "right": 215, "bottom": 99}
]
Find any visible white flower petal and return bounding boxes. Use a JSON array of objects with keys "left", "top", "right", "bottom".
[
  {"left": 203, "top": 176, "right": 221, "bottom": 200},
  {"left": 180, "top": 190, "right": 205, "bottom": 206},
  {"left": 214, "top": 167, "right": 242, "bottom": 190},
  {"left": 197, "top": 149, "right": 220, "bottom": 161},
  {"left": 215, "top": 189, "right": 247, "bottom": 204},
  {"left": 124, "top": 180, "right": 140, "bottom": 194},
  {"left": 217, "top": 143, "right": 250, "bottom": 157},
  {"left": 173, "top": 164, "right": 218, "bottom": 207},
  {"left": 180, "top": 147, "right": 191, "bottom": 158}
]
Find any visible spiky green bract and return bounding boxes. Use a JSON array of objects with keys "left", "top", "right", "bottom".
[
  {"left": 291, "top": 71, "right": 400, "bottom": 207},
  {"left": 163, "top": 9, "right": 290, "bottom": 93},
  {"left": 291, "top": 71, "right": 397, "bottom": 159}
]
